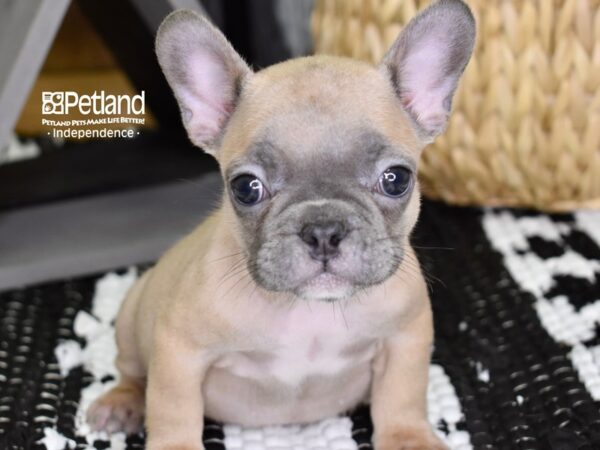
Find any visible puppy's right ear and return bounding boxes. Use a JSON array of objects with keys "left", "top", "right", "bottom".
[
  {"left": 156, "top": 10, "right": 252, "bottom": 155},
  {"left": 380, "top": 0, "right": 475, "bottom": 143}
]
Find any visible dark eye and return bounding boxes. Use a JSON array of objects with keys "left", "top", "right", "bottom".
[
  {"left": 230, "top": 174, "right": 266, "bottom": 205},
  {"left": 377, "top": 166, "right": 412, "bottom": 197}
]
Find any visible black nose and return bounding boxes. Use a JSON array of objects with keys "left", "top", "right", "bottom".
[{"left": 299, "top": 221, "right": 348, "bottom": 262}]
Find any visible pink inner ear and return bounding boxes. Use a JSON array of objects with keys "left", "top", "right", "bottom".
[
  {"left": 179, "top": 49, "right": 234, "bottom": 142},
  {"left": 399, "top": 34, "right": 454, "bottom": 135}
]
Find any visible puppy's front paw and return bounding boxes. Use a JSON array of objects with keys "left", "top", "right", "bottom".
[
  {"left": 375, "top": 424, "right": 449, "bottom": 450},
  {"left": 87, "top": 383, "right": 145, "bottom": 434}
]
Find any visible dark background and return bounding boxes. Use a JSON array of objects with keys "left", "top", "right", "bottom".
[{"left": 1, "top": 0, "right": 312, "bottom": 211}]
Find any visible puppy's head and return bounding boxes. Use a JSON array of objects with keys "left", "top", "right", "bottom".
[{"left": 156, "top": 0, "right": 475, "bottom": 301}]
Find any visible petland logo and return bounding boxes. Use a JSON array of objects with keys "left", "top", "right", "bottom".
[
  {"left": 42, "top": 91, "right": 145, "bottom": 115},
  {"left": 41, "top": 90, "right": 147, "bottom": 139}
]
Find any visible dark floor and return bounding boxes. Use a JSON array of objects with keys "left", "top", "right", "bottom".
[{"left": 0, "top": 173, "right": 222, "bottom": 291}]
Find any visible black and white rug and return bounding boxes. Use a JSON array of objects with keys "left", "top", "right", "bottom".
[{"left": 1, "top": 201, "right": 600, "bottom": 450}]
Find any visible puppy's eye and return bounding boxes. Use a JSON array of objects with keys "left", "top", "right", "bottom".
[
  {"left": 230, "top": 174, "right": 266, "bottom": 205},
  {"left": 377, "top": 166, "right": 412, "bottom": 197}
]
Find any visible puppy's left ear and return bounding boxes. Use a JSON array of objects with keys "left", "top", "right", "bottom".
[
  {"left": 156, "top": 10, "right": 252, "bottom": 155},
  {"left": 380, "top": 0, "right": 475, "bottom": 142}
]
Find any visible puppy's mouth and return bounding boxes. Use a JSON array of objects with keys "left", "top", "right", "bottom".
[{"left": 295, "top": 270, "right": 354, "bottom": 301}]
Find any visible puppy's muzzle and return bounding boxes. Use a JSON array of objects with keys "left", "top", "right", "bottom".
[{"left": 299, "top": 221, "right": 348, "bottom": 263}]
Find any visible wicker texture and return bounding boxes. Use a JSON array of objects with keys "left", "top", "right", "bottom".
[{"left": 312, "top": 0, "right": 600, "bottom": 211}]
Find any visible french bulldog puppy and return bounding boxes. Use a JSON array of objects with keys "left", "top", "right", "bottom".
[{"left": 87, "top": 1, "right": 475, "bottom": 449}]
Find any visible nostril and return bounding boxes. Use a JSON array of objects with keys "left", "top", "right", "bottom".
[
  {"left": 329, "top": 231, "right": 343, "bottom": 248},
  {"left": 329, "top": 235, "right": 339, "bottom": 247},
  {"left": 327, "top": 221, "right": 348, "bottom": 248},
  {"left": 299, "top": 225, "right": 319, "bottom": 249},
  {"left": 307, "top": 235, "right": 319, "bottom": 249}
]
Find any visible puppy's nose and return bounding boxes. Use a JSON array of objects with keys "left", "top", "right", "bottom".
[{"left": 299, "top": 221, "right": 348, "bottom": 262}]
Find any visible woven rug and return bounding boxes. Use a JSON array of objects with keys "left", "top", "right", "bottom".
[{"left": 1, "top": 200, "right": 600, "bottom": 450}]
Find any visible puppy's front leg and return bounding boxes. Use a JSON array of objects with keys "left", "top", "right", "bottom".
[
  {"left": 371, "top": 303, "right": 448, "bottom": 450},
  {"left": 145, "top": 329, "right": 213, "bottom": 450}
]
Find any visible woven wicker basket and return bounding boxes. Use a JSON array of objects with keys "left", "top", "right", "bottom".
[{"left": 312, "top": 0, "right": 600, "bottom": 211}]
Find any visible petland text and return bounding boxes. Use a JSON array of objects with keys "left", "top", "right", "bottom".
[{"left": 42, "top": 91, "right": 145, "bottom": 115}]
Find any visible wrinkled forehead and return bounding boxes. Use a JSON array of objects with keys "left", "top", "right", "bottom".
[
  {"left": 219, "top": 56, "right": 422, "bottom": 168},
  {"left": 225, "top": 127, "right": 416, "bottom": 187}
]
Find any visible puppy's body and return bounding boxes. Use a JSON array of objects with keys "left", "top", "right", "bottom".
[
  {"left": 117, "top": 208, "right": 429, "bottom": 426},
  {"left": 88, "top": 2, "right": 475, "bottom": 448}
]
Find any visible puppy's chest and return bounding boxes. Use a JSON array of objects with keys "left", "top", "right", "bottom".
[{"left": 215, "top": 303, "right": 380, "bottom": 385}]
